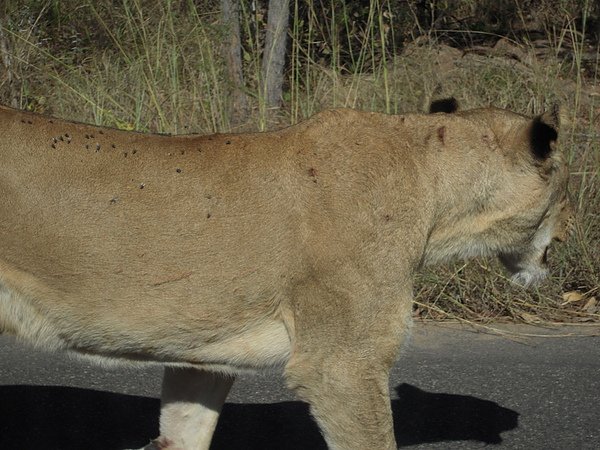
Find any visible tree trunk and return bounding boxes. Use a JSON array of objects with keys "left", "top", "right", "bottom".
[
  {"left": 0, "top": 19, "right": 19, "bottom": 108},
  {"left": 261, "top": 0, "right": 290, "bottom": 109},
  {"left": 220, "top": 0, "right": 249, "bottom": 126}
]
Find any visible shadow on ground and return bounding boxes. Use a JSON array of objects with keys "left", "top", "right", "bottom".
[{"left": 0, "top": 383, "right": 518, "bottom": 450}]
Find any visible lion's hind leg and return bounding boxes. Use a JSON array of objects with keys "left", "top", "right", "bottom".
[{"left": 139, "top": 367, "right": 234, "bottom": 450}]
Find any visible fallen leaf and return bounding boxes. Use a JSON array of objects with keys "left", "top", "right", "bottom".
[
  {"left": 583, "top": 297, "right": 598, "bottom": 313},
  {"left": 574, "top": 316, "right": 596, "bottom": 323},
  {"left": 562, "top": 291, "right": 585, "bottom": 305},
  {"left": 520, "top": 312, "right": 541, "bottom": 323}
]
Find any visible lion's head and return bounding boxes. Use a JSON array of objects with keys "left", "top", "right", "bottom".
[
  {"left": 429, "top": 99, "right": 574, "bottom": 287},
  {"left": 494, "top": 105, "right": 573, "bottom": 286},
  {"left": 480, "top": 103, "right": 572, "bottom": 286}
]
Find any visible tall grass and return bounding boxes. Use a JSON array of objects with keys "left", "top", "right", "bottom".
[
  {"left": 0, "top": 0, "right": 598, "bottom": 322},
  {"left": 3, "top": 0, "right": 230, "bottom": 132}
]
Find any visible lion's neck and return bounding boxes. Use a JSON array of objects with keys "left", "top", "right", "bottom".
[{"left": 419, "top": 152, "right": 505, "bottom": 266}]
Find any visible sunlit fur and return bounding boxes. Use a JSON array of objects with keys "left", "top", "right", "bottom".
[{"left": 0, "top": 101, "right": 572, "bottom": 450}]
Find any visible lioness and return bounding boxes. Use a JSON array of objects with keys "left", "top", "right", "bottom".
[{"left": 0, "top": 99, "right": 572, "bottom": 449}]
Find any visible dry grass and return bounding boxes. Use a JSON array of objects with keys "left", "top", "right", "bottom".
[{"left": 0, "top": 0, "right": 598, "bottom": 323}]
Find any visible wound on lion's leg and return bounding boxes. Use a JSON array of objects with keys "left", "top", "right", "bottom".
[{"left": 157, "top": 367, "right": 234, "bottom": 450}]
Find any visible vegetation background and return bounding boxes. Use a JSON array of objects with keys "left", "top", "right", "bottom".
[{"left": 0, "top": 0, "right": 598, "bottom": 324}]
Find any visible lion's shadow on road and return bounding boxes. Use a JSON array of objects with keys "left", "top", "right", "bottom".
[{"left": 0, "top": 383, "right": 518, "bottom": 449}]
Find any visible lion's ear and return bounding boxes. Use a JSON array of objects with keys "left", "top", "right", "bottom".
[
  {"left": 429, "top": 98, "right": 459, "bottom": 114},
  {"left": 529, "top": 104, "right": 560, "bottom": 159}
]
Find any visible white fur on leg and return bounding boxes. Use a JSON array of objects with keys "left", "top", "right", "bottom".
[
  {"left": 510, "top": 266, "right": 548, "bottom": 287},
  {"left": 155, "top": 367, "right": 234, "bottom": 450}
]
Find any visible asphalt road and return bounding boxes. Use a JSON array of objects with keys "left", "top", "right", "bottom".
[{"left": 0, "top": 323, "right": 598, "bottom": 450}]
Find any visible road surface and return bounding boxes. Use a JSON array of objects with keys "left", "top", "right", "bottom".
[{"left": 0, "top": 323, "right": 598, "bottom": 449}]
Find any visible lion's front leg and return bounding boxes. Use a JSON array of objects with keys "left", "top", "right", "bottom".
[
  {"left": 286, "top": 354, "right": 397, "bottom": 450},
  {"left": 284, "top": 273, "right": 412, "bottom": 450},
  {"left": 139, "top": 367, "right": 234, "bottom": 450}
]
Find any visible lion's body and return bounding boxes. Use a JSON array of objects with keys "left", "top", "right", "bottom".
[{"left": 0, "top": 103, "right": 572, "bottom": 449}]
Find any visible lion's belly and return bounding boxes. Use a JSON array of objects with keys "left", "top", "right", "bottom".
[
  {"left": 60, "top": 316, "right": 293, "bottom": 373},
  {"left": 177, "top": 318, "right": 292, "bottom": 371},
  {"left": 0, "top": 264, "right": 293, "bottom": 370}
]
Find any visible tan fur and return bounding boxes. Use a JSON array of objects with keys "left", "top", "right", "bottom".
[{"left": 0, "top": 102, "right": 572, "bottom": 449}]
